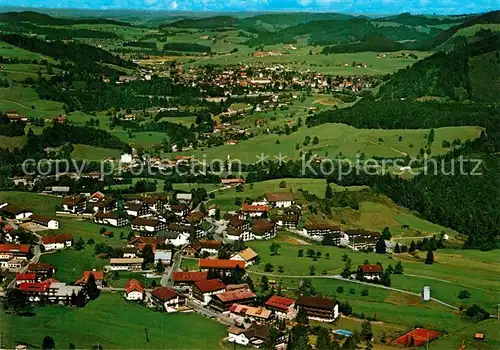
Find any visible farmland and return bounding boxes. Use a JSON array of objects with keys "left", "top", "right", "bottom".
[{"left": 1, "top": 293, "right": 226, "bottom": 349}]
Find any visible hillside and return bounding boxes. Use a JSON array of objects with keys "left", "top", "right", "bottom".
[
  {"left": 377, "top": 12, "right": 473, "bottom": 26},
  {"left": 0, "top": 10, "right": 131, "bottom": 26},
  {"left": 378, "top": 31, "right": 500, "bottom": 102}
]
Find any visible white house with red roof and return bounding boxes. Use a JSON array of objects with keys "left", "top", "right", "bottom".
[
  {"left": 265, "top": 295, "right": 296, "bottom": 319},
  {"left": 150, "top": 287, "right": 184, "bottom": 312},
  {"left": 192, "top": 279, "right": 226, "bottom": 305},
  {"left": 41, "top": 234, "right": 73, "bottom": 251},
  {"left": 125, "top": 279, "right": 144, "bottom": 301},
  {"left": 15, "top": 272, "right": 37, "bottom": 285}
]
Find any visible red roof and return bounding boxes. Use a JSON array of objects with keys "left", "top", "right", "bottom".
[
  {"left": 199, "top": 259, "right": 245, "bottom": 270},
  {"left": 172, "top": 271, "right": 208, "bottom": 282},
  {"left": 0, "top": 244, "right": 30, "bottom": 254},
  {"left": 125, "top": 279, "right": 144, "bottom": 294},
  {"left": 194, "top": 279, "right": 226, "bottom": 293},
  {"left": 360, "top": 264, "right": 383, "bottom": 273},
  {"left": 151, "top": 287, "right": 177, "bottom": 301},
  {"left": 241, "top": 203, "right": 270, "bottom": 213},
  {"left": 27, "top": 263, "right": 54, "bottom": 271},
  {"left": 18, "top": 281, "right": 50, "bottom": 293},
  {"left": 41, "top": 234, "right": 73, "bottom": 245},
  {"left": 214, "top": 289, "right": 256, "bottom": 303},
  {"left": 393, "top": 328, "right": 440, "bottom": 347},
  {"left": 265, "top": 295, "right": 295, "bottom": 311},
  {"left": 16, "top": 273, "right": 36, "bottom": 281},
  {"left": 83, "top": 271, "right": 104, "bottom": 281}
]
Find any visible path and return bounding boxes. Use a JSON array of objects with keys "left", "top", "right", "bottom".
[
  {"left": 0, "top": 99, "right": 55, "bottom": 113},
  {"left": 404, "top": 273, "right": 495, "bottom": 293}
]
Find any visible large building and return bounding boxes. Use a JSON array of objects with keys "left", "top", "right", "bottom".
[
  {"left": 295, "top": 296, "right": 339, "bottom": 322},
  {"left": 344, "top": 229, "right": 381, "bottom": 251},
  {"left": 131, "top": 218, "right": 167, "bottom": 235},
  {"left": 30, "top": 214, "right": 59, "bottom": 230},
  {"left": 303, "top": 223, "right": 342, "bottom": 242},
  {"left": 209, "top": 288, "right": 257, "bottom": 312},
  {"left": 193, "top": 279, "right": 226, "bottom": 305},
  {"left": 41, "top": 234, "right": 73, "bottom": 251},
  {"left": 264, "top": 193, "right": 294, "bottom": 208}
]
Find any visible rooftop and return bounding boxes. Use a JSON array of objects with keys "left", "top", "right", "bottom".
[
  {"left": 295, "top": 296, "right": 336, "bottom": 310},
  {"left": 199, "top": 259, "right": 245, "bottom": 270},
  {"left": 172, "top": 271, "right": 208, "bottom": 282},
  {"left": 194, "top": 279, "right": 226, "bottom": 293}
]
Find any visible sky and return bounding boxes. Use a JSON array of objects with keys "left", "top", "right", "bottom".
[{"left": 0, "top": 0, "right": 498, "bottom": 14}]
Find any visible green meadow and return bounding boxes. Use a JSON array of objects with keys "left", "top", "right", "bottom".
[{"left": 2, "top": 293, "right": 226, "bottom": 349}]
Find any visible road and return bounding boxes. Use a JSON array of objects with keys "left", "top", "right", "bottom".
[
  {"left": 161, "top": 247, "right": 184, "bottom": 287},
  {"left": 186, "top": 299, "right": 233, "bottom": 325}
]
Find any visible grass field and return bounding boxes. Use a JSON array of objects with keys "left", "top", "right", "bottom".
[
  {"left": 40, "top": 247, "right": 109, "bottom": 283},
  {"left": 247, "top": 234, "right": 500, "bottom": 313},
  {"left": 0, "top": 41, "right": 56, "bottom": 62},
  {"left": 0, "top": 135, "right": 27, "bottom": 150},
  {"left": 431, "top": 319, "right": 500, "bottom": 350},
  {"left": 0, "top": 191, "right": 61, "bottom": 215},
  {"left": 177, "top": 123, "right": 481, "bottom": 162},
  {"left": 2, "top": 293, "right": 226, "bottom": 349},
  {"left": 0, "top": 86, "right": 65, "bottom": 118},
  {"left": 180, "top": 257, "right": 200, "bottom": 271},
  {"left": 108, "top": 271, "right": 161, "bottom": 289},
  {"left": 71, "top": 144, "right": 122, "bottom": 161}
]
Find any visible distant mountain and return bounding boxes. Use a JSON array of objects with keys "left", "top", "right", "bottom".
[
  {"left": 159, "top": 15, "right": 238, "bottom": 30},
  {"left": 0, "top": 11, "right": 132, "bottom": 26},
  {"left": 322, "top": 34, "right": 405, "bottom": 54},
  {"left": 378, "top": 30, "right": 500, "bottom": 102},
  {"left": 377, "top": 12, "right": 473, "bottom": 26}
]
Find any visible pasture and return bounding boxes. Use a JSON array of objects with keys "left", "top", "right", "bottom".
[
  {"left": 2, "top": 293, "right": 226, "bottom": 349},
  {"left": 71, "top": 144, "right": 122, "bottom": 161},
  {"left": 0, "top": 86, "right": 64, "bottom": 118}
]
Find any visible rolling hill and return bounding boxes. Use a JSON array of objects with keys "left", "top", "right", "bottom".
[{"left": 0, "top": 10, "right": 132, "bottom": 26}]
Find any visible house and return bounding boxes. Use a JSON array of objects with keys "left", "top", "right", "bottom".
[
  {"left": 228, "top": 215, "right": 250, "bottom": 230},
  {"left": 264, "top": 193, "right": 294, "bottom": 208},
  {"left": 168, "top": 222, "right": 196, "bottom": 237},
  {"left": 157, "top": 231, "right": 190, "bottom": 247},
  {"left": 241, "top": 204, "right": 270, "bottom": 218},
  {"left": 199, "top": 259, "right": 245, "bottom": 273},
  {"left": 171, "top": 204, "right": 189, "bottom": 218},
  {"left": 109, "top": 258, "right": 144, "bottom": 271},
  {"left": 50, "top": 186, "right": 70, "bottom": 197},
  {"left": 0, "top": 205, "right": 33, "bottom": 220},
  {"left": 0, "top": 244, "right": 31, "bottom": 259},
  {"left": 226, "top": 227, "right": 254, "bottom": 241},
  {"left": 197, "top": 240, "right": 223, "bottom": 256},
  {"left": 28, "top": 214, "right": 59, "bottom": 230},
  {"left": 62, "top": 196, "right": 86, "bottom": 214},
  {"left": 230, "top": 247, "right": 259, "bottom": 267},
  {"left": 251, "top": 220, "right": 276, "bottom": 240},
  {"left": 126, "top": 203, "right": 150, "bottom": 217},
  {"left": 91, "top": 198, "right": 117, "bottom": 214},
  {"left": 154, "top": 250, "right": 172, "bottom": 265},
  {"left": 88, "top": 191, "right": 106, "bottom": 202},
  {"left": 15, "top": 272, "right": 37, "bottom": 285},
  {"left": 209, "top": 288, "right": 257, "bottom": 312},
  {"left": 141, "top": 197, "right": 166, "bottom": 212},
  {"left": 221, "top": 178, "right": 245, "bottom": 187},
  {"left": 295, "top": 296, "right": 339, "bottom": 322},
  {"left": 93, "top": 212, "right": 128, "bottom": 227},
  {"left": 176, "top": 193, "right": 192, "bottom": 204},
  {"left": 359, "top": 264, "right": 383, "bottom": 280},
  {"left": 122, "top": 247, "right": 138, "bottom": 258},
  {"left": 27, "top": 263, "right": 56, "bottom": 280},
  {"left": 228, "top": 324, "right": 286, "bottom": 349},
  {"left": 125, "top": 279, "right": 144, "bottom": 300},
  {"left": 265, "top": 295, "right": 296, "bottom": 319},
  {"left": 193, "top": 279, "right": 226, "bottom": 305},
  {"left": 131, "top": 217, "right": 167, "bottom": 235},
  {"left": 272, "top": 213, "right": 299, "bottom": 228},
  {"left": 75, "top": 270, "right": 105, "bottom": 287},
  {"left": 229, "top": 304, "right": 273, "bottom": 324},
  {"left": 186, "top": 211, "right": 205, "bottom": 226},
  {"left": 41, "top": 234, "right": 73, "bottom": 251},
  {"left": 344, "top": 229, "right": 381, "bottom": 251},
  {"left": 18, "top": 280, "right": 84, "bottom": 304},
  {"left": 151, "top": 287, "right": 185, "bottom": 312},
  {"left": 303, "top": 223, "right": 341, "bottom": 242},
  {"left": 172, "top": 271, "right": 208, "bottom": 288}
]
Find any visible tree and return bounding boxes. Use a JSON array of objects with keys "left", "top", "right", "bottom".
[
  {"left": 428, "top": 128, "right": 435, "bottom": 144},
  {"left": 336, "top": 286, "right": 344, "bottom": 294},
  {"left": 360, "top": 320, "right": 373, "bottom": 341},
  {"left": 141, "top": 244, "right": 155, "bottom": 269},
  {"left": 156, "top": 260, "right": 165, "bottom": 274},
  {"left": 409, "top": 240, "right": 416, "bottom": 252},
  {"left": 298, "top": 249, "right": 304, "bottom": 257},
  {"left": 312, "top": 136, "right": 319, "bottom": 145},
  {"left": 394, "top": 261, "right": 404, "bottom": 274},
  {"left": 394, "top": 243, "right": 401, "bottom": 253},
  {"left": 42, "top": 336, "right": 55, "bottom": 350},
  {"left": 465, "top": 304, "right": 490, "bottom": 321},
  {"left": 458, "top": 290, "right": 471, "bottom": 299},
  {"left": 270, "top": 242, "right": 281, "bottom": 256},
  {"left": 325, "top": 184, "right": 333, "bottom": 199},
  {"left": 316, "top": 327, "right": 332, "bottom": 349},
  {"left": 264, "top": 263, "right": 274, "bottom": 272},
  {"left": 309, "top": 265, "right": 316, "bottom": 276},
  {"left": 261, "top": 275, "right": 269, "bottom": 291},
  {"left": 5, "top": 289, "right": 32, "bottom": 315},
  {"left": 381, "top": 227, "right": 391, "bottom": 240},
  {"left": 306, "top": 249, "right": 315, "bottom": 258},
  {"left": 87, "top": 238, "right": 95, "bottom": 246},
  {"left": 325, "top": 253, "right": 330, "bottom": 259},
  {"left": 278, "top": 265, "right": 284, "bottom": 273},
  {"left": 375, "top": 236, "right": 386, "bottom": 254},
  {"left": 361, "top": 288, "right": 369, "bottom": 296},
  {"left": 425, "top": 249, "right": 434, "bottom": 265},
  {"left": 342, "top": 253, "right": 349, "bottom": 261},
  {"left": 86, "top": 272, "right": 100, "bottom": 300},
  {"left": 295, "top": 307, "right": 309, "bottom": 325}
]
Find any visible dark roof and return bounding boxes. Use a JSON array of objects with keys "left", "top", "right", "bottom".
[
  {"left": 251, "top": 219, "right": 275, "bottom": 234},
  {"left": 168, "top": 222, "right": 195, "bottom": 233},
  {"left": 1, "top": 204, "right": 30, "bottom": 215},
  {"left": 226, "top": 226, "right": 245, "bottom": 237},
  {"left": 295, "top": 296, "right": 336, "bottom": 310},
  {"left": 151, "top": 287, "right": 177, "bottom": 301},
  {"left": 172, "top": 271, "right": 208, "bottom": 282},
  {"left": 344, "top": 229, "right": 381, "bottom": 237},
  {"left": 94, "top": 212, "right": 124, "bottom": 219},
  {"left": 229, "top": 215, "right": 246, "bottom": 228},
  {"left": 30, "top": 214, "right": 55, "bottom": 223},
  {"left": 304, "top": 222, "right": 340, "bottom": 230},
  {"left": 62, "top": 196, "right": 85, "bottom": 206},
  {"left": 157, "top": 231, "right": 182, "bottom": 239},
  {"left": 131, "top": 217, "right": 161, "bottom": 227}
]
